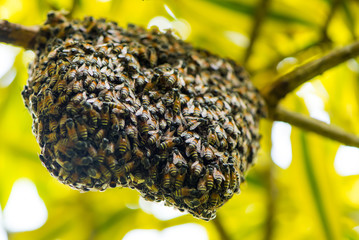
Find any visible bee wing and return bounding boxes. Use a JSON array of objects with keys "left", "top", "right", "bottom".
[
  {"left": 135, "top": 106, "right": 143, "bottom": 116},
  {"left": 189, "top": 121, "right": 201, "bottom": 131}
]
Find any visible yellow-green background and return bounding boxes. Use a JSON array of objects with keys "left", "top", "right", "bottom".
[{"left": 1, "top": 0, "right": 359, "bottom": 239}]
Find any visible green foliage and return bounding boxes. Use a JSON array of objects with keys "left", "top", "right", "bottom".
[{"left": 1, "top": 0, "right": 359, "bottom": 239}]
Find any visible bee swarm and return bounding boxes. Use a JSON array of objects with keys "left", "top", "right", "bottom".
[{"left": 22, "top": 12, "right": 265, "bottom": 221}]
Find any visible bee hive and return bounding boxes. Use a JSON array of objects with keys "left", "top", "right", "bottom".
[{"left": 22, "top": 12, "right": 265, "bottom": 220}]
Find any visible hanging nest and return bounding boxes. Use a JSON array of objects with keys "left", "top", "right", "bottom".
[{"left": 21, "top": 12, "right": 265, "bottom": 220}]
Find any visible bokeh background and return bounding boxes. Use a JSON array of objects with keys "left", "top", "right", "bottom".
[{"left": 1, "top": 0, "right": 359, "bottom": 239}]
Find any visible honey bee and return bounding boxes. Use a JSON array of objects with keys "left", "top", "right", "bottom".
[
  {"left": 207, "top": 126, "right": 219, "bottom": 147},
  {"left": 201, "top": 142, "right": 214, "bottom": 161},
  {"left": 184, "top": 198, "right": 201, "bottom": 208},
  {"left": 48, "top": 104, "right": 60, "bottom": 116},
  {"left": 223, "top": 167, "right": 230, "bottom": 190},
  {"left": 173, "top": 88, "right": 181, "bottom": 114},
  {"left": 149, "top": 165, "right": 158, "bottom": 181},
  {"left": 43, "top": 89, "right": 54, "bottom": 109},
  {"left": 133, "top": 146, "right": 148, "bottom": 168},
  {"left": 74, "top": 118, "right": 87, "bottom": 140},
  {"left": 88, "top": 168, "right": 101, "bottom": 179},
  {"left": 76, "top": 156, "right": 92, "bottom": 166},
  {"left": 58, "top": 168, "right": 71, "bottom": 181},
  {"left": 96, "top": 139, "right": 108, "bottom": 164},
  {"left": 136, "top": 75, "right": 146, "bottom": 88},
  {"left": 135, "top": 105, "right": 149, "bottom": 121},
  {"left": 164, "top": 73, "right": 177, "bottom": 88},
  {"left": 209, "top": 192, "right": 220, "bottom": 207},
  {"left": 123, "top": 161, "right": 136, "bottom": 173},
  {"left": 126, "top": 125, "right": 138, "bottom": 140},
  {"left": 95, "top": 129, "right": 106, "bottom": 142},
  {"left": 47, "top": 48, "right": 59, "bottom": 60},
  {"left": 57, "top": 59, "right": 69, "bottom": 74},
  {"left": 197, "top": 176, "right": 207, "bottom": 193},
  {"left": 72, "top": 79, "right": 83, "bottom": 93},
  {"left": 120, "top": 83, "right": 129, "bottom": 99},
  {"left": 147, "top": 46, "right": 157, "bottom": 67},
  {"left": 57, "top": 94, "right": 69, "bottom": 105},
  {"left": 173, "top": 148, "right": 187, "bottom": 168},
  {"left": 67, "top": 64, "right": 77, "bottom": 81},
  {"left": 29, "top": 95, "right": 37, "bottom": 112},
  {"left": 155, "top": 100, "right": 166, "bottom": 115},
  {"left": 213, "top": 165, "right": 225, "bottom": 186},
  {"left": 229, "top": 167, "right": 239, "bottom": 191},
  {"left": 66, "top": 102, "right": 78, "bottom": 116},
  {"left": 83, "top": 102, "right": 100, "bottom": 126},
  {"left": 143, "top": 77, "right": 158, "bottom": 93},
  {"left": 159, "top": 118, "right": 167, "bottom": 130},
  {"left": 206, "top": 166, "right": 214, "bottom": 190},
  {"left": 86, "top": 144, "right": 97, "bottom": 160},
  {"left": 59, "top": 114, "right": 68, "bottom": 137},
  {"left": 105, "top": 141, "right": 115, "bottom": 155},
  {"left": 49, "top": 119, "right": 58, "bottom": 132},
  {"left": 106, "top": 154, "right": 118, "bottom": 171},
  {"left": 148, "top": 130, "right": 161, "bottom": 146},
  {"left": 168, "top": 161, "right": 178, "bottom": 177},
  {"left": 100, "top": 104, "right": 110, "bottom": 126},
  {"left": 174, "top": 167, "right": 186, "bottom": 189},
  {"left": 45, "top": 132, "right": 57, "bottom": 143},
  {"left": 48, "top": 61, "right": 57, "bottom": 76},
  {"left": 72, "top": 92, "right": 85, "bottom": 104},
  {"left": 87, "top": 79, "right": 97, "bottom": 92},
  {"left": 149, "top": 90, "right": 161, "bottom": 101},
  {"left": 192, "top": 101, "right": 201, "bottom": 117},
  {"left": 185, "top": 137, "right": 200, "bottom": 160},
  {"left": 96, "top": 77, "right": 109, "bottom": 91},
  {"left": 162, "top": 170, "right": 171, "bottom": 189},
  {"left": 102, "top": 90, "right": 113, "bottom": 102},
  {"left": 54, "top": 139, "right": 75, "bottom": 158},
  {"left": 223, "top": 116, "right": 237, "bottom": 135},
  {"left": 191, "top": 160, "right": 203, "bottom": 177},
  {"left": 110, "top": 113, "right": 119, "bottom": 131},
  {"left": 160, "top": 137, "right": 181, "bottom": 151},
  {"left": 118, "top": 118, "right": 125, "bottom": 130},
  {"left": 117, "top": 131, "right": 130, "bottom": 153},
  {"left": 174, "top": 187, "right": 197, "bottom": 199},
  {"left": 99, "top": 165, "right": 112, "bottom": 182},
  {"left": 53, "top": 78, "right": 66, "bottom": 93},
  {"left": 66, "top": 119, "right": 78, "bottom": 142}
]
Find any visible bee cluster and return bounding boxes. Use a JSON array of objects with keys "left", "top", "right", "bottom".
[{"left": 22, "top": 12, "right": 265, "bottom": 220}]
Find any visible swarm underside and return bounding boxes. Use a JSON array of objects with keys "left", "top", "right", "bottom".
[{"left": 22, "top": 12, "right": 265, "bottom": 220}]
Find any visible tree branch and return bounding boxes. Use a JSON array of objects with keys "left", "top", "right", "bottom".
[
  {"left": 261, "top": 40, "right": 359, "bottom": 107},
  {"left": 0, "top": 20, "right": 39, "bottom": 50},
  {"left": 243, "top": 0, "right": 271, "bottom": 65},
  {"left": 269, "top": 106, "right": 359, "bottom": 148}
]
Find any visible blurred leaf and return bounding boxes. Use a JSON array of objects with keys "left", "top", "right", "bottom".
[{"left": 206, "top": 0, "right": 319, "bottom": 27}]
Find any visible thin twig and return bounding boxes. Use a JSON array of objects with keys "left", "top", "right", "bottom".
[
  {"left": 212, "top": 214, "right": 231, "bottom": 240},
  {"left": 269, "top": 106, "right": 359, "bottom": 148},
  {"left": 0, "top": 20, "right": 39, "bottom": 50},
  {"left": 261, "top": 40, "right": 359, "bottom": 107},
  {"left": 264, "top": 165, "right": 275, "bottom": 240},
  {"left": 243, "top": 0, "right": 271, "bottom": 65}
]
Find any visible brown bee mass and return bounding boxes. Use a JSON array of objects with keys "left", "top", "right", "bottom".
[{"left": 22, "top": 12, "right": 265, "bottom": 221}]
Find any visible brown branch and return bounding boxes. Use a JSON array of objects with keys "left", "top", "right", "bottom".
[
  {"left": 261, "top": 40, "right": 359, "bottom": 108},
  {"left": 269, "top": 106, "right": 359, "bottom": 148},
  {"left": 213, "top": 214, "right": 231, "bottom": 240},
  {"left": 243, "top": 0, "right": 271, "bottom": 65},
  {"left": 0, "top": 20, "right": 39, "bottom": 50},
  {"left": 264, "top": 165, "right": 275, "bottom": 240}
]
